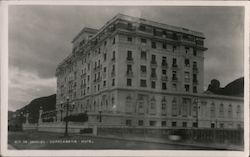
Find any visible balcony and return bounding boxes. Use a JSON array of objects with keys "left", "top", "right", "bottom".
[
  {"left": 126, "top": 57, "right": 134, "bottom": 64},
  {"left": 140, "top": 72, "right": 147, "bottom": 77},
  {"left": 126, "top": 71, "right": 134, "bottom": 77},
  {"left": 193, "top": 79, "right": 199, "bottom": 85},
  {"left": 150, "top": 61, "right": 157, "bottom": 67},
  {"left": 81, "top": 84, "right": 86, "bottom": 88},
  {"left": 150, "top": 74, "right": 157, "bottom": 80},
  {"left": 161, "top": 75, "right": 168, "bottom": 81},
  {"left": 193, "top": 67, "right": 199, "bottom": 73},
  {"left": 161, "top": 62, "right": 168, "bottom": 69},
  {"left": 171, "top": 77, "right": 178, "bottom": 82},
  {"left": 172, "top": 64, "right": 178, "bottom": 70},
  {"left": 94, "top": 65, "right": 102, "bottom": 71},
  {"left": 81, "top": 73, "right": 86, "bottom": 78}
]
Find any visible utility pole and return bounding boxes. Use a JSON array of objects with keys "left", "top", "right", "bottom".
[{"left": 64, "top": 97, "right": 69, "bottom": 137}]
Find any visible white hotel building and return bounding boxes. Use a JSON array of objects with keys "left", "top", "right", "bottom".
[{"left": 55, "top": 14, "right": 243, "bottom": 129}]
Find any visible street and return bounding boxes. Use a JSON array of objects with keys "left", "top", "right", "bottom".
[{"left": 8, "top": 131, "right": 215, "bottom": 150}]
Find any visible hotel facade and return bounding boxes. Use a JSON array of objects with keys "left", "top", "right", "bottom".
[{"left": 55, "top": 14, "right": 243, "bottom": 129}]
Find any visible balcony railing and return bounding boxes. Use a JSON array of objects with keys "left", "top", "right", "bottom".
[
  {"left": 126, "top": 57, "right": 134, "bottom": 64},
  {"left": 193, "top": 79, "right": 198, "bottom": 84},
  {"left": 140, "top": 72, "right": 147, "bottom": 77},
  {"left": 193, "top": 67, "right": 199, "bottom": 73},
  {"left": 81, "top": 73, "right": 86, "bottom": 78},
  {"left": 150, "top": 61, "right": 157, "bottom": 67},
  {"left": 150, "top": 74, "right": 157, "bottom": 80},
  {"left": 126, "top": 71, "right": 133, "bottom": 77},
  {"left": 161, "top": 75, "right": 168, "bottom": 81},
  {"left": 172, "top": 77, "right": 178, "bottom": 82},
  {"left": 161, "top": 62, "right": 168, "bottom": 69},
  {"left": 111, "top": 57, "right": 116, "bottom": 62}
]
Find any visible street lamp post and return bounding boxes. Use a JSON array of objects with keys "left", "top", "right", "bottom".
[{"left": 64, "top": 97, "right": 69, "bottom": 137}]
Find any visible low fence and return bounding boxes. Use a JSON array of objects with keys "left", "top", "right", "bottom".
[{"left": 97, "top": 127, "right": 244, "bottom": 145}]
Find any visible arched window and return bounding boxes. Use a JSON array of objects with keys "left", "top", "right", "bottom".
[
  {"left": 210, "top": 102, "right": 215, "bottom": 118},
  {"left": 161, "top": 97, "right": 167, "bottom": 115},
  {"left": 228, "top": 104, "right": 232, "bottom": 118},
  {"left": 172, "top": 98, "right": 177, "bottom": 116},
  {"left": 126, "top": 95, "right": 132, "bottom": 113},
  {"left": 219, "top": 103, "right": 224, "bottom": 117},
  {"left": 236, "top": 105, "right": 241, "bottom": 118}
]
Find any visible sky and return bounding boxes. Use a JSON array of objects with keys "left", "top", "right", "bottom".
[{"left": 8, "top": 5, "right": 244, "bottom": 111}]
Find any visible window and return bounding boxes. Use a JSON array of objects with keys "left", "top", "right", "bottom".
[
  {"left": 104, "top": 40, "right": 107, "bottom": 46},
  {"left": 104, "top": 53, "right": 107, "bottom": 61},
  {"left": 98, "top": 48, "right": 101, "bottom": 54},
  {"left": 237, "top": 105, "right": 241, "bottom": 118},
  {"left": 228, "top": 104, "right": 232, "bottom": 118},
  {"left": 112, "top": 37, "right": 116, "bottom": 44},
  {"left": 103, "top": 80, "right": 106, "bottom": 87},
  {"left": 172, "top": 83, "right": 177, "bottom": 90},
  {"left": 182, "top": 122, "right": 187, "bottom": 127},
  {"left": 185, "top": 47, "right": 189, "bottom": 54},
  {"left": 219, "top": 103, "right": 224, "bottom": 117},
  {"left": 173, "top": 46, "right": 176, "bottom": 52},
  {"left": 193, "top": 61, "right": 197, "bottom": 69},
  {"left": 193, "top": 74, "right": 197, "bottom": 83},
  {"left": 112, "top": 79, "right": 115, "bottom": 86},
  {"left": 211, "top": 103, "right": 215, "bottom": 117},
  {"left": 151, "top": 81, "right": 156, "bottom": 89},
  {"left": 211, "top": 123, "right": 215, "bottom": 128},
  {"left": 152, "top": 54, "right": 156, "bottom": 62},
  {"left": 141, "top": 51, "right": 147, "bottom": 59},
  {"left": 162, "top": 69, "right": 167, "bottom": 75},
  {"left": 127, "top": 50, "right": 132, "bottom": 59},
  {"left": 127, "top": 36, "right": 132, "bottom": 42},
  {"left": 185, "top": 59, "right": 190, "bottom": 67},
  {"left": 184, "top": 84, "right": 190, "bottom": 92},
  {"left": 152, "top": 41, "right": 156, "bottom": 49},
  {"left": 139, "top": 25, "right": 146, "bottom": 31},
  {"left": 149, "top": 121, "right": 156, "bottom": 126},
  {"left": 193, "top": 86, "right": 197, "bottom": 93},
  {"left": 141, "top": 38, "right": 147, "bottom": 43},
  {"left": 104, "top": 67, "right": 106, "bottom": 72},
  {"left": 151, "top": 68, "right": 156, "bottom": 77},
  {"left": 127, "top": 79, "right": 132, "bottom": 86},
  {"left": 126, "top": 120, "right": 132, "bottom": 126},
  {"left": 140, "top": 79, "right": 147, "bottom": 87},
  {"left": 161, "top": 121, "right": 166, "bottom": 127},
  {"left": 138, "top": 120, "right": 144, "bottom": 126},
  {"left": 193, "top": 122, "right": 198, "bottom": 128},
  {"left": 162, "top": 42, "right": 167, "bottom": 49},
  {"left": 220, "top": 123, "right": 224, "bottom": 128},
  {"left": 127, "top": 64, "right": 132, "bottom": 72},
  {"left": 172, "top": 58, "right": 177, "bottom": 67},
  {"left": 141, "top": 65, "right": 147, "bottom": 73},
  {"left": 162, "top": 82, "right": 167, "bottom": 90},
  {"left": 193, "top": 49, "right": 197, "bottom": 56},
  {"left": 172, "top": 98, "right": 177, "bottom": 116},
  {"left": 112, "top": 51, "right": 116, "bottom": 60},
  {"left": 172, "top": 122, "right": 177, "bottom": 127}
]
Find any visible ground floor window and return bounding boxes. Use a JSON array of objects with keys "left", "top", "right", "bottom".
[
  {"left": 126, "top": 120, "right": 132, "bottom": 126},
  {"left": 182, "top": 122, "right": 187, "bottom": 127},
  {"left": 161, "top": 121, "right": 166, "bottom": 127},
  {"left": 172, "top": 121, "right": 176, "bottom": 127},
  {"left": 149, "top": 120, "right": 156, "bottom": 126},
  {"left": 211, "top": 123, "right": 215, "bottom": 128},
  {"left": 138, "top": 120, "right": 144, "bottom": 126},
  {"left": 192, "top": 122, "right": 197, "bottom": 128}
]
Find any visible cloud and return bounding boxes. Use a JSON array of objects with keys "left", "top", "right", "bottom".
[
  {"left": 8, "top": 66, "right": 56, "bottom": 111},
  {"left": 8, "top": 6, "right": 244, "bottom": 111}
]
